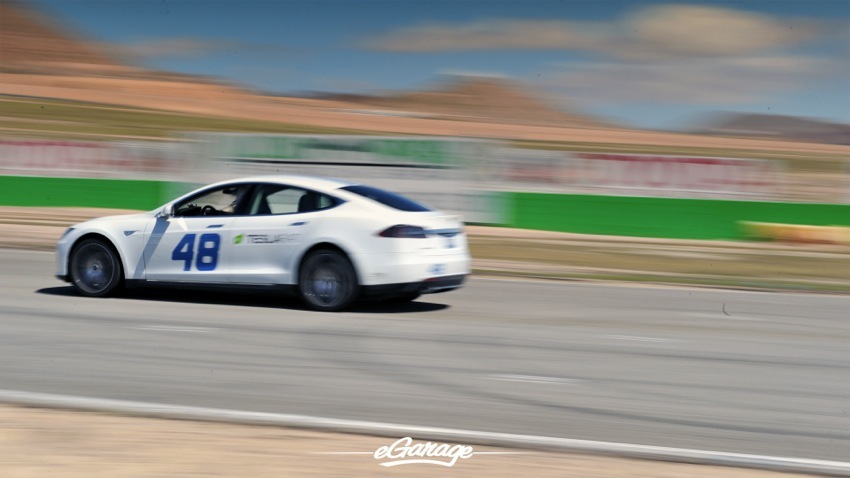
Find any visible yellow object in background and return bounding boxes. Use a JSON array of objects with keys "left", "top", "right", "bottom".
[{"left": 740, "top": 221, "right": 850, "bottom": 245}]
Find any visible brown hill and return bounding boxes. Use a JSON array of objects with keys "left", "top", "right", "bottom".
[
  {"left": 0, "top": 0, "right": 610, "bottom": 129},
  {"left": 1, "top": 0, "right": 848, "bottom": 156},
  {"left": 322, "top": 77, "right": 611, "bottom": 128},
  {"left": 0, "top": 0, "right": 236, "bottom": 84},
  {"left": 0, "top": 0, "right": 124, "bottom": 73},
  {"left": 691, "top": 112, "right": 850, "bottom": 146}
]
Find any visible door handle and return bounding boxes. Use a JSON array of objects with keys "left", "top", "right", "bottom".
[
  {"left": 206, "top": 224, "right": 224, "bottom": 229},
  {"left": 290, "top": 221, "right": 308, "bottom": 226}
]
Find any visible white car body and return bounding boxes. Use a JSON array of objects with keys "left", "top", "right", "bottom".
[{"left": 56, "top": 175, "right": 470, "bottom": 310}]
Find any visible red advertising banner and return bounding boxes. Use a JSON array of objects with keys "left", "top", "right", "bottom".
[
  {"left": 492, "top": 149, "right": 784, "bottom": 199},
  {"left": 574, "top": 153, "right": 779, "bottom": 196},
  {"left": 0, "top": 139, "right": 184, "bottom": 179}
]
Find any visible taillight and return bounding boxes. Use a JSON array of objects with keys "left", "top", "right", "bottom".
[{"left": 378, "top": 225, "right": 427, "bottom": 238}]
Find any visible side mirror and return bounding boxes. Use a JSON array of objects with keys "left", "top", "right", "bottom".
[{"left": 159, "top": 205, "right": 175, "bottom": 219}]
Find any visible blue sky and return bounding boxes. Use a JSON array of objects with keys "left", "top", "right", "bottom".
[{"left": 36, "top": 0, "right": 850, "bottom": 128}]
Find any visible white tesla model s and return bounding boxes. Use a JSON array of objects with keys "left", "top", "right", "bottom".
[{"left": 55, "top": 175, "right": 470, "bottom": 311}]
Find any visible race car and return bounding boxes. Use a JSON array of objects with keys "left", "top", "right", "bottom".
[{"left": 55, "top": 175, "right": 469, "bottom": 311}]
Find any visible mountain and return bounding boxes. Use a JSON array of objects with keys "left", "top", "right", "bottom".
[
  {"left": 0, "top": 1, "right": 609, "bottom": 128},
  {"left": 2, "top": 0, "right": 848, "bottom": 154},
  {"left": 317, "top": 76, "right": 612, "bottom": 128},
  {"left": 0, "top": 0, "right": 237, "bottom": 83},
  {"left": 690, "top": 113, "right": 850, "bottom": 145},
  {"left": 0, "top": 0, "right": 121, "bottom": 72}
]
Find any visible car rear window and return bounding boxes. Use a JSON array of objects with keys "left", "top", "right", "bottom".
[{"left": 340, "top": 185, "right": 432, "bottom": 212}]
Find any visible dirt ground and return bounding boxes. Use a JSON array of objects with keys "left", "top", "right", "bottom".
[{"left": 0, "top": 405, "right": 816, "bottom": 478}]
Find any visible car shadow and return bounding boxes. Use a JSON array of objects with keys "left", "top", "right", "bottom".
[
  {"left": 36, "top": 286, "right": 449, "bottom": 314},
  {"left": 348, "top": 300, "right": 449, "bottom": 314}
]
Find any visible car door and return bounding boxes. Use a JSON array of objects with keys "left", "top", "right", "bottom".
[
  {"left": 143, "top": 184, "right": 252, "bottom": 283},
  {"left": 229, "top": 184, "right": 334, "bottom": 285}
]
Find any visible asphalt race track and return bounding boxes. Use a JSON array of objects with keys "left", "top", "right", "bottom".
[{"left": 1, "top": 249, "right": 849, "bottom": 462}]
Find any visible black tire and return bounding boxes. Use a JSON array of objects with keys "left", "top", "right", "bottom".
[
  {"left": 298, "top": 249, "right": 358, "bottom": 311},
  {"left": 386, "top": 293, "right": 421, "bottom": 304},
  {"left": 69, "top": 238, "right": 124, "bottom": 297}
]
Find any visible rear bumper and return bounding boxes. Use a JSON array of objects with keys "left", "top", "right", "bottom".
[
  {"left": 352, "top": 250, "right": 470, "bottom": 286},
  {"left": 360, "top": 274, "right": 466, "bottom": 298}
]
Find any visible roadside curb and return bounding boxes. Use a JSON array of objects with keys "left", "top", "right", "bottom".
[{"left": 2, "top": 389, "right": 848, "bottom": 476}]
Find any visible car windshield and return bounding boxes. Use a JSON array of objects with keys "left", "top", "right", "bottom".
[{"left": 340, "top": 185, "right": 432, "bottom": 212}]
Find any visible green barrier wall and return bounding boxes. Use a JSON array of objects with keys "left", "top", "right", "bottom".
[
  {"left": 505, "top": 192, "right": 850, "bottom": 240},
  {"left": 4, "top": 176, "right": 850, "bottom": 241},
  {"left": 1, "top": 176, "right": 184, "bottom": 210}
]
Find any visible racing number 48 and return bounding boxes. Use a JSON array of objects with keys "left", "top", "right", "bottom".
[{"left": 172, "top": 233, "right": 220, "bottom": 271}]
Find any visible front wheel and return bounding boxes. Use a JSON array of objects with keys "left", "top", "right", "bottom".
[
  {"left": 69, "top": 238, "right": 124, "bottom": 297},
  {"left": 298, "top": 249, "right": 358, "bottom": 311}
]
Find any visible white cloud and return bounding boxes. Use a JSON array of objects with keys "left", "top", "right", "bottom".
[
  {"left": 362, "top": 19, "right": 604, "bottom": 52},
  {"left": 360, "top": 4, "right": 847, "bottom": 109},
  {"left": 107, "top": 38, "right": 293, "bottom": 60},
  {"left": 437, "top": 69, "right": 510, "bottom": 79},
  {"left": 362, "top": 4, "right": 822, "bottom": 59},
  {"left": 107, "top": 38, "right": 232, "bottom": 59},
  {"left": 617, "top": 5, "right": 817, "bottom": 60},
  {"left": 539, "top": 55, "right": 846, "bottom": 105}
]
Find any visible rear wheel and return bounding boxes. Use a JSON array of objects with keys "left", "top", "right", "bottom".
[
  {"left": 70, "top": 238, "right": 124, "bottom": 297},
  {"left": 298, "top": 249, "right": 358, "bottom": 311}
]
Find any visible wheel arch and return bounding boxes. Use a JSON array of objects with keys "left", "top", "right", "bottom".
[
  {"left": 295, "top": 241, "right": 361, "bottom": 286},
  {"left": 68, "top": 232, "right": 125, "bottom": 277}
]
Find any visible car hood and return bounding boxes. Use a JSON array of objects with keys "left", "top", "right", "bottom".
[{"left": 74, "top": 211, "right": 157, "bottom": 229}]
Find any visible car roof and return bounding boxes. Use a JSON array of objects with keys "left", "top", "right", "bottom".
[{"left": 212, "top": 174, "right": 356, "bottom": 192}]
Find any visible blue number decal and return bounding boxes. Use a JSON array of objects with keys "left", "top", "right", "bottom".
[
  {"left": 196, "top": 233, "right": 220, "bottom": 271},
  {"left": 171, "top": 233, "right": 220, "bottom": 271},
  {"left": 172, "top": 234, "right": 196, "bottom": 271}
]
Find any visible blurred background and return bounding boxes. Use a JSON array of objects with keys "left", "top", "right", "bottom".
[
  {"left": 1, "top": 0, "right": 849, "bottom": 261},
  {"left": 0, "top": 0, "right": 850, "bottom": 224},
  {"left": 2, "top": 2, "right": 850, "bottom": 475}
]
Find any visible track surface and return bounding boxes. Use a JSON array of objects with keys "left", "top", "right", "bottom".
[{"left": 1, "top": 249, "right": 849, "bottom": 462}]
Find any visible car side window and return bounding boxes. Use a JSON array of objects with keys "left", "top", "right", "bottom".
[
  {"left": 174, "top": 184, "right": 252, "bottom": 217},
  {"left": 248, "top": 184, "right": 339, "bottom": 216}
]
